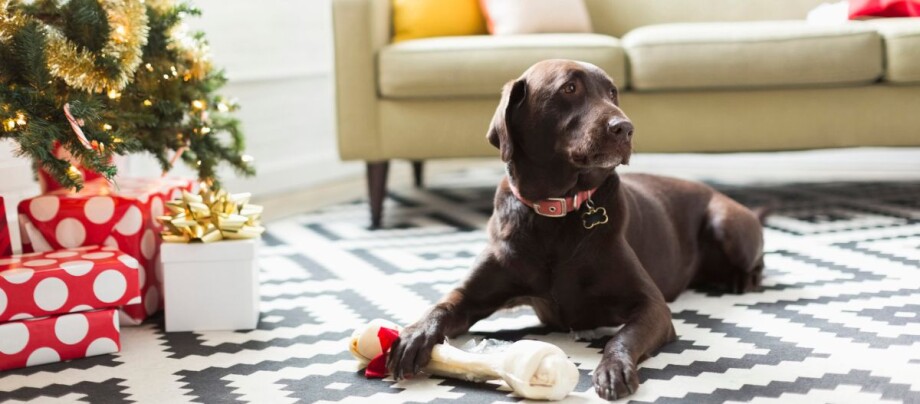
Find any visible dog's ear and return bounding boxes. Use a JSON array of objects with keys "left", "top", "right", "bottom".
[{"left": 487, "top": 78, "right": 527, "bottom": 162}]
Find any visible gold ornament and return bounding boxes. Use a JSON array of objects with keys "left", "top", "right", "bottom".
[
  {"left": 66, "top": 164, "right": 84, "bottom": 183},
  {"left": 159, "top": 189, "right": 265, "bottom": 243},
  {"left": 3, "top": 111, "right": 27, "bottom": 131},
  {"left": 43, "top": 0, "right": 150, "bottom": 92}
]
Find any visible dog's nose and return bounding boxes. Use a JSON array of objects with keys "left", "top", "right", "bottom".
[{"left": 608, "top": 119, "right": 634, "bottom": 140}]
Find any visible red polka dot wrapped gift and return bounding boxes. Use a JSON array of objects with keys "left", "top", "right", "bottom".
[
  {"left": 0, "top": 202, "right": 10, "bottom": 257},
  {"left": 17, "top": 177, "right": 193, "bottom": 324},
  {"left": 0, "top": 308, "right": 121, "bottom": 372},
  {"left": 0, "top": 197, "right": 129, "bottom": 371},
  {"left": 0, "top": 246, "right": 142, "bottom": 323}
]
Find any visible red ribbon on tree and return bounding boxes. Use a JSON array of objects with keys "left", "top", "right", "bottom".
[{"left": 364, "top": 326, "right": 399, "bottom": 378}]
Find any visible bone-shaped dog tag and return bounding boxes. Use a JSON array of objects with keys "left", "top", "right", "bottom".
[{"left": 581, "top": 199, "right": 608, "bottom": 230}]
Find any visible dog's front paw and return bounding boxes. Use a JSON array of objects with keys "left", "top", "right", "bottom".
[
  {"left": 593, "top": 355, "right": 639, "bottom": 401},
  {"left": 385, "top": 323, "right": 443, "bottom": 380}
]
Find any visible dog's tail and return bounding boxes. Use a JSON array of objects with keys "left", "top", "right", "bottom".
[{"left": 751, "top": 205, "right": 774, "bottom": 226}]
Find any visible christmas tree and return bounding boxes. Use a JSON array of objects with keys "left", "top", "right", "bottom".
[{"left": 0, "top": 0, "right": 254, "bottom": 190}]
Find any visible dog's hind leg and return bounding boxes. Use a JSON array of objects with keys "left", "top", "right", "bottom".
[{"left": 692, "top": 193, "right": 765, "bottom": 293}]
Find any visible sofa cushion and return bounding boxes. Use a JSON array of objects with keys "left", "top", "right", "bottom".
[
  {"left": 392, "top": 0, "right": 487, "bottom": 43},
  {"left": 481, "top": 0, "right": 593, "bottom": 35},
  {"left": 622, "top": 21, "right": 883, "bottom": 91},
  {"left": 378, "top": 34, "right": 626, "bottom": 98},
  {"left": 864, "top": 18, "right": 920, "bottom": 84}
]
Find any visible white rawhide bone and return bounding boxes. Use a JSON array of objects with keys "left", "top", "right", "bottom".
[{"left": 349, "top": 319, "right": 579, "bottom": 401}]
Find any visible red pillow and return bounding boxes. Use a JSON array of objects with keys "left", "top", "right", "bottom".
[{"left": 849, "top": 0, "right": 920, "bottom": 18}]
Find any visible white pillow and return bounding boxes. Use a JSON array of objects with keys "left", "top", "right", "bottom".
[{"left": 481, "top": 0, "right": 594, "bottom": 35}]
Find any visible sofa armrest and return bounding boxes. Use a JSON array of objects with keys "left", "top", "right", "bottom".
[{"left": 332, "top": 0, "right": 391, "bottom": 161}]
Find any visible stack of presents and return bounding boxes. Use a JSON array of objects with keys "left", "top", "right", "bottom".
[{"left": 0, "top": 177, "right": 263, "bottom": 372}]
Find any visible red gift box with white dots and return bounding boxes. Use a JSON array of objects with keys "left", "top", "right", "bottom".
[
  {"left": 0, "top": 205, "right": 10, "bottom": 257},
  {"left": 0, "top": 245, "right": 141, "bottom": 323},
  {"left": 17, "top": 177, "right": 193, "bottom": 324},
  {"left": 0, "top": 308, "right": 120, "bottom": 371}
]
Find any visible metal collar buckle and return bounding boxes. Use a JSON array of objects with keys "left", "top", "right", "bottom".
[{"left": 533, "top": 197, "right": 568, "bottom": 218}]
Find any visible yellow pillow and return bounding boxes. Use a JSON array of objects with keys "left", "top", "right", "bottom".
[{"left": 392, "top": 0, "right": 487, "bottom": 42}]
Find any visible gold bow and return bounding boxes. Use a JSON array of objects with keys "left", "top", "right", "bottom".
[{"left": 158, "top": 188, "right": 265, "bottom": 243}]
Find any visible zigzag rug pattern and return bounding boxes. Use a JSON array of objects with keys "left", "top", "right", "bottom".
[{"left": 1, "top": 171, "right": 919, "bottom": 403}]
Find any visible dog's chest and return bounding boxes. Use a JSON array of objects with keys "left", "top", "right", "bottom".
[
  {"left": 519, "top": 246, "right": 634, "bottom": 329},
  {"left": 499, "top": 204, "right": 634, "bottom": 327},
  {"left": 511, "top": 219, "right": 616, "bottom": 292},
  {"left": 531, "top": 267, "right": 633, "bottom": 329}
]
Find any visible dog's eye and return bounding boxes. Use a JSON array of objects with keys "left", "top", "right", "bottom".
[
  {"left": 563, "top": 82, "right": 577, "bottom": 94},
  {"left": 609, "top": 88, "right": 618, "bottom": 98}
]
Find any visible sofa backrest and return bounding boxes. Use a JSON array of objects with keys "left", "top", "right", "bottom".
[{"left": 585, "top": 0, "right": 829, "bottom": 37}]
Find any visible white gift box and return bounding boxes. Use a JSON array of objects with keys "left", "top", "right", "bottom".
[{"left": 160, "top": 239, "right": 260, "bottom": 332}]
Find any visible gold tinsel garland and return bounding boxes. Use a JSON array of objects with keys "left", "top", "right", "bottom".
[
  {"left": 1, "top": 0, "right": 209, "bottom": 91},
  {"left": 145, "top": 0, "right": 176, "bottom": 13},
  {"left": 159, "top": 189, "right": 265, "bottom": 243},
  {"left": 168, "top": 22, "right": 212, "bottom": 81},
  {"left": 43, "top": 0, "right": 150, "bottom": 93},
  {"left": 0, "top": 0, "right": 27, "bottom": 44}
]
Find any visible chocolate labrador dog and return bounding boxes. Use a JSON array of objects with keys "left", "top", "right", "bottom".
[{"left": 387, "top": 59, "right": 765, "bottom": 400}]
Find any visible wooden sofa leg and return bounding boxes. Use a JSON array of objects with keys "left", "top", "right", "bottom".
[
  {"left": 366, "top": 161, "right": 390, "bottom": 229},
  {"left": 411, "top": 161, "right": 424, "bottom": 188}
]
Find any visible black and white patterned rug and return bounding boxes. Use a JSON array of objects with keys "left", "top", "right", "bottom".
[{"left": 1, "top": 169, "right": 919, "bottom": 403}]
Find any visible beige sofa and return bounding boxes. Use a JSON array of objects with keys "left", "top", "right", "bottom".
[{"left": 331, "top": 0, "right": 920, "bottom": 227}]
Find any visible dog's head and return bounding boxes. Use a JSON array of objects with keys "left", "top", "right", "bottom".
[{"left": 488, "top": 59, "right": 633, "bottom": 198}]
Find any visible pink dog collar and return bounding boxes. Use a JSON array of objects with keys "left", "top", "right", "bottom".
[{"left": 509, "top": 183, "right": 597, "bottom": 218}]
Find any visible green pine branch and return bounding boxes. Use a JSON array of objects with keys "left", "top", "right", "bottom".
[{"left": 0, "top": 0, "right": 254, "bottom": 191}]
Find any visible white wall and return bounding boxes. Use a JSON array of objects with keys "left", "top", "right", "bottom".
[{"left": 127, "top": 0, "right": 361, "bottom": 194}]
